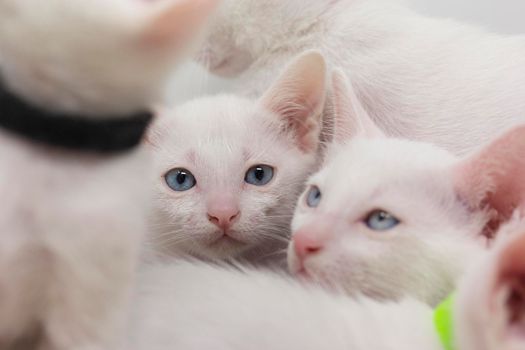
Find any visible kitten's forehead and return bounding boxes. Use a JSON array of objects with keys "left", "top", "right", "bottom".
[
  {"left": 172, "top": 95, "right": 279, "bottom": 144},
  {"left": 314, "top": 138, "right": 457, "bottom": 203},
  {"left": 155, "top": 95, "right": 292, "bottom": 175}
]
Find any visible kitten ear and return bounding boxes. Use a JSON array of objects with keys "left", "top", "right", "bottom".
[
  {"left": 141, "top": 0, "right": 220, "bottom": 50},
  {"left": 143, "top": 106, "right": 168, "bottom": 147},
  {"left": 453, "top": 125, "right": 525, "bottom": 237},
  {"left": 457, "top": 220, "right": 525, "bottom": 350},
  {"left": 331, "top": 70, "right": 384, "bottom": 143},
  {"left": 260, "top": 51, "right": 327, "bottom": 153}
]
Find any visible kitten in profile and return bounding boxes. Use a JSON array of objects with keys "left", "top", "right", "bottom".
[
  {"left": 146, "top": 51, "right": 326, "bottom": 265},
  {"left": 287, "top": 72, "right": 525, "bottom": 306},
  {"left": 128, "top": 220, "right": 525, "bottom": 350},
  {"left": 196, "top": 0, "right": 525, "bottom": 155},
  {"left": 0, "top": 0, "right": 218, "bottom": 348}
]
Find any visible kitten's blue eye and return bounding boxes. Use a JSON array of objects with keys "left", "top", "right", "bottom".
[
  {"left": 365, "top": 210, "right": 400, "bottom": 231},
  {"left": 245, "top": 165, "right": 274, "bottom": 186},
  {"left": 306, "top": 185, "right": 322, "bottom": 208},
  {"left": 165, "top": 168, "right": 196, "bottom": 192}
]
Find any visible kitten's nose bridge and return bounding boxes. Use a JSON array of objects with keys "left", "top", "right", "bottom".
[{"left": 206, "top": 193, "right": 240, "bottom": 230}]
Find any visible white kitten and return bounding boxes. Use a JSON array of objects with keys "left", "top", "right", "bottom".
[
  {"left": 196, "top": 0, "right": 525, "bottom": 155},
  {"left": 0, "top": 0, "right": 218, "bottom": 348},
  {"left": 146, "top": 51, "right": 326, "bottom": 264},
  {"left": 287, "top": 72, "right": 525, "bottom": 306},
  {"left": 128, "top": 221, "right": 525, "bottom": 350},
  {"left": 0, "top": 0, "right": 218, "bottom": 116}
]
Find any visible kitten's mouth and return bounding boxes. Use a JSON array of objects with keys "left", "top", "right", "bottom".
[
  {"left": 209, "top": 232, "right": 246, "bottom": 247},
  {"left": 296, "top": 268, "right": 311, "bottom": 279}
]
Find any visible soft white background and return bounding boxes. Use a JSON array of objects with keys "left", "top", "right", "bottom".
[
  {"left": 410, "top": 0, "right": 525, "bottom": 35},
  {"left": 167, "top": 0, "right": 525, "bottom": 104}
]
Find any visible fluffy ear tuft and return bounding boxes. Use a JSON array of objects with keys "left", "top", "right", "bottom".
[
  {"left": 141, "top": 0, "right": 220, "bottom": 50},
  {"left": 260, "top": 50, "right": 327, "bottom": 153},
  {"left": 331, "top": 70, "right": 384, "bottom": 144},
  {"left": 453, "top": 125, "right": 525, "bottom": 237}
]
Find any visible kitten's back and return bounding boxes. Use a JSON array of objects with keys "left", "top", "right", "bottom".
[{"left": 129, "top": 261, "right": 440, "bottom": 350}]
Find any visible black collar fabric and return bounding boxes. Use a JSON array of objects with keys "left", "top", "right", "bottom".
[{"left": 0, "top": 85, "right": 153, "bottom": 153}]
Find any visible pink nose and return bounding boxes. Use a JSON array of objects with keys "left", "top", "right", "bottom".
[
  {"left": 293, "top": 232, "right": 325, "bottom": 260},
  {"left": 208, "top": 210, "right": 240, "bottom": 230},
  {"left": 206, "top": 193, "right": 241, "bottom": 231},
  {"left": 292, "top": 220, "right": 334, "bottom": 260}
]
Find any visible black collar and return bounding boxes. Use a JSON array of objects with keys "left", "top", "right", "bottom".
[{"left": 0, "top": 85, "right": 153, "bottom": 153}]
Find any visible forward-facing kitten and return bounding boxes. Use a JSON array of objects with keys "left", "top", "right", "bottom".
[
  {"left": 287, "top": 72, "right": 525, "bottom": 306},
  {"left": 196, "top": 0, "right": 525, "bottom": 155},
  {"left": 147, "top": 51, "right": 326, "bottom": 264},
  {"left": 0, "top": 0, "right": 218, "bottom": 348},
  {"left": 128, "top": 220, "right": 525, "bottom": 350}
]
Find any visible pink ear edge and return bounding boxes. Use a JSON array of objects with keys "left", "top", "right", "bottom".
[
  {"left": 454, "top": 125, "right": 525, "bottom": 238},
  {"left": 495, "top": 231, "right": 525, "bottom": 331}
]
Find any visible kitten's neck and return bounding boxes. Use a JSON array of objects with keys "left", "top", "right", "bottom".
[{"left": 0, "top": 82, "right": 152, "bottom": 153}]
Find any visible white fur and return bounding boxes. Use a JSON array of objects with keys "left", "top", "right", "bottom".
[
  {"left": 0, "top": 137, "right": 147, "bottom": 349},
  {"left": 0, "top": 0, "right": 218, "bottom": 116},
  {"left": 197, "top": 0, "right": 525, "bottom": 155},
  {"left": 455, "top": 217, "right": 525, "bottom": 350},
  {"left": 287, "top": 74, "right": 525, "bottom": 306},
  {"left": 128, "top": 260, "right": 442, "bottom": 350},
  {"left": 289, "top": 136, "right": 486, "bottom": 306},
  {"left": 128, "top": 227, "right": 525, "bottom": 350},
  {"left": 0, "top": 0, "right": 218, "bottom": 348},
  {"left": 146, "top": 52, "right": 325, "bottom": 264}
]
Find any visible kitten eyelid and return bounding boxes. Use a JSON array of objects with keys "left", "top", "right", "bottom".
[{"left": 358, "top": 208, "right": 403, "bottom": 225}]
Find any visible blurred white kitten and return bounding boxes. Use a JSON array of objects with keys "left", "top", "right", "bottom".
[
  {"left": 128, "top": 219, "right": 525, "bottom": 350},
  {"left": 196, "top": 0, "right": 525, "bottom": 155},
  {"left": 147, "top": 51, "right": 325, "bottom": 265},
  {"left": 0, "top": 0, "right": 218, "bottom": 348},
  {"left": 287, "top": 72, "right": 525, "bottom": 306}
]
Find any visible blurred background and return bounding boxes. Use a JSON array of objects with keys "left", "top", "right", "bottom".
[
  {"left": 410, "top": 0, "right": 525, "bottom": 35},
  {"left": 166, "top": 0, "right": 525, "bottom": 105}
]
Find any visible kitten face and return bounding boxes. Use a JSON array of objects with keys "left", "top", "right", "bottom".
[
  {"left": 149, "top": 97, "right": 317, "bottom": 260},
  {"left": 287, "top": 72, "right": 525, "bottom": 306},
  {"left": 148, "top": 50, "right": 326, "bottom": 263},
  {"left": 288, "top": 138, "right": 485, "bottom": 305},
  {"left": 0, "top": 0, "right": 219, "bottom": 116}
]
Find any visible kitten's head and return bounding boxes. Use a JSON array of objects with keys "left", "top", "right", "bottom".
[
  {"left": 148, "top": 51, "right": 326, "bottom": 262},
  {"left": 194, "top": 0, "right": 339, "bottom": 77},
  {"left": 456, "top": 218, "right": 525, "bottom": 350},
  {"left": 287, "top": 72, "right": 525, "bottom": 306},
  {"left": 0, "top": 0, "right": 219, "bottom": 116}
]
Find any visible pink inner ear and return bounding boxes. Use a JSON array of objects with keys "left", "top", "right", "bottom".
[
  {"left": 496, "top": 232, "right": 525, "bottom": 331},
  {"left": 454, "top": 126, "right": 525, "bottom": 237},
  {"left": 260, "top": 51, "right": 326, "bottom": 153}
]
